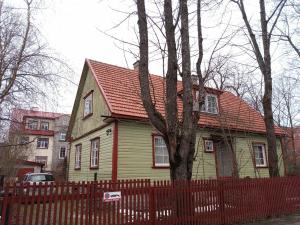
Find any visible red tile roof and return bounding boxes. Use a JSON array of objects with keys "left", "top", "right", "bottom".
[
  {"left": 12, "top": 108, "right": 65, "bottom": 122},
  {"left": 86, "top": 59, "right": 284, "bottom": 135},
  {"left": 10, "top": 108, "right": 66, "bottom": 135}
]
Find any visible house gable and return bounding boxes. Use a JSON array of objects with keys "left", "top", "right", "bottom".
[{"left": 68, "top": 62, "right": 111, "bottom": 140}]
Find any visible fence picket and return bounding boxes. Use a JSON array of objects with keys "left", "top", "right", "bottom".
[{"left": 1, "top": 178, "right": 300, "bottom": 225}]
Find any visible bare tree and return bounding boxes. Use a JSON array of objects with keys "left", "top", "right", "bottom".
[
  {"left": 0, "top": 0, "right": 71, "bottom": 141},
  {"left": 0, "top": 0, "right": 69, "bottom": 123},
  {"left": 231, "top": 0, "right": 289, "bottom": 177},
  {"left": 277, "top": 1, "right": 300, "bottom": 58},
  {"left": 136, "top": 0, "right": 207, "bottom": 181}
]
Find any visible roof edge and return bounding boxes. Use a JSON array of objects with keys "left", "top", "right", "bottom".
[{"left": 86, "top": 59, "right": 113, "bottom": 113}]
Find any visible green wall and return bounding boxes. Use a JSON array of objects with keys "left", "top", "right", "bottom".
[
  {"left": 117, "top": 121, "right": 170, "bottom": 180},
  {"left": 68, "top": 123, "right": 113, "bottom": 181},
  {"left": 117, "top": 121, "right": 285, "bottom": 180},
  {"left": 71, "top": 69, "right": 110, "bottom": 139},
  {"left": 68, "top": 68, "right": 112, "bottom": 181}
]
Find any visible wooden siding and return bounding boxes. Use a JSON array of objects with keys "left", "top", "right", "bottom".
[
  {"left": 71, "top": 69, "right": 110, "bottom": 139},
  {"left": 117, "top": 121, "right": 284, "bottom": 180},
  {"left": 118, "top": 121, "right": 170, "bottom": 180},
  {"left": 68, "top": 123, "right": 113, "bottom": 181}
]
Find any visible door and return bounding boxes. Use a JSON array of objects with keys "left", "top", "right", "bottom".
[{"left": 215, "top": 140, "right": 234, "bottom": 178}]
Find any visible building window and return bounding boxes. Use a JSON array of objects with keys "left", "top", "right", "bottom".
[
  {"left": 201, "top": 94, "right": 218, "bottom": 114},
  {"left": 59, "top": 132, "right": 66, "bottom": 141},
  {"left": 153, "top": 136, "right": 169, "bottom": 167},
  {"left": 252, "top": 143, "right": 267, "bottom": 167},
  {"left": 19, "top": 136, "right": 29, "bottom": 144},
  {"left": 37, "top": 138, "right": 49, "bottom": 149},
  {"left": 204, "top": 139, "right": 214, "bottom": 152},
  {"left": 40, "top": 121, "right": 49, "bottom": 131},
  {"left": 28, "top": 120, "right": 38, "bottom": 130},
  {"left": 59, "top": 147, "right": 66, "bottom": 159},
  {"left": 75, "top": 144, "right": 82, "bottom": 169},
  {"left": 90, "top": 138, "right": 99, "bottom": 168},
  {"left": 35, "top": 156, "right": 48, "bottom": 167},
  {"left": 83, "top": 92, "right": 93, "bottom": 117}
]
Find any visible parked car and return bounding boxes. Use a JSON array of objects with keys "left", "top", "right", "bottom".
[
  {"left": 20, "top": 173, "right": 55, "bottom": 196},
  {"left": 22, "top": 173, "right": 55, "bottom": 184}
]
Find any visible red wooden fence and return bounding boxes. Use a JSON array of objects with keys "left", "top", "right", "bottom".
[{"left": 1, "top": 177, "right": 300, "bottom": 225}]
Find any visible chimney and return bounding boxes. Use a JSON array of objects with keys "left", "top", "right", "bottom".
[
  {"left": 191, "top": 75, "right": 199, "bottom": 85},
  {"left": 133, "top": 60, "right": 140, "bottom": 71}
]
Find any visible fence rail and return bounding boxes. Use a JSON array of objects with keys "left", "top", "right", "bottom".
[{"left": 1, "top": 177, "right": 300, "bottom": 225}]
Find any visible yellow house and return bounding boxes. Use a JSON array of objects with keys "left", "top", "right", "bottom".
[{"left": 67, "top": 59, "right": 285, "bottom": 182}]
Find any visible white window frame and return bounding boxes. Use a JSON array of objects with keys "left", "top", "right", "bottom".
[
  {"left": 252, "top": 143, "right": 267, "bottom": 167},
  {"left": 84, "top": 92, "right": 93, "bottom": 117},
  {"left": 201, "top": 94, "right": 218, "bottom": 114},
  {"left": 75, "top": 144, "right": 82, "bottom": 169},
  {"left": 59, "top": 147, "right": 66, "bottom": 159},
  {"left": 90, "top": 138, "right": 99, "bottom": 168},
  {"left": 204, "top": 139, "right": 214, "bottom": 152},
  {"left": 154, "top": 136, "right": 169, "bottom": 167},
  {"left": 59, "top": 132, "right": 66, "bottom": 141},
  {"left": 40, "top": 121, "right": 49, "bottom": 131},
  {"left": 37, "top": 138, "right": 49, "bottom": 149},
  {"left": 28, "top": 119, "right": 38, "bottom": 130},
  {"left": 35, "top": 156, "right": 48, "bottom": 167}
]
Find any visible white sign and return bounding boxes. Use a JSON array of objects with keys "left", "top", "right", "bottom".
[{"left": 103, "top": 191, "right": 121, "bottom": 202}]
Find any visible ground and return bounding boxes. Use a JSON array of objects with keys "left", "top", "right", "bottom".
[{"left": 249, "top": 214, "right": 300, "bottom": 225}]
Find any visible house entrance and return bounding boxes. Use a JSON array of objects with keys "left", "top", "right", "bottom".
[{"left": 215, "top": 139, "right": 235, "bottom": 178}]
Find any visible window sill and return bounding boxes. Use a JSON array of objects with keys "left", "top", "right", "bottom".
[
  {"left": 90, "top": 166, "right": 99, "bottom": 170},
  {"left": 204, "top": 150, "right": 214, "bottom": 153},
  {"left": 200, "top": 111, "right": 219, "bottom": 116},
  {"left": 255, "top": 165, "right": 268, "bottom": 169},
  {"left": 83, "top": 113, "right": 93, "bottom": 120},
  {"left": 37, "top": 147, "right": 48, "bottom": 149},
  {"left": 152, "top": 165, "right": 170, "bottom": 169},
  {"left": 74, "top": 167, "right": 81, "bottom": 170}
]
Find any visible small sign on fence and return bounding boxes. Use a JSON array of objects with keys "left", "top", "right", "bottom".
[{"left": 103, "top": 191, "right": 121, "bottom": 202}]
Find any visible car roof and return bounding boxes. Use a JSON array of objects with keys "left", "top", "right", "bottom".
[{"left": 25, "top": 172, "right": 53, "bottom": 176}]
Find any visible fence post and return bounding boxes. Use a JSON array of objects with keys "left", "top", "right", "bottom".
[
  {"left": 219, "top": 180, "right": 226, "bottom": 225},
  {"left": 0, "top": 186, "right": 10, "bottom": 225},
  {"left": 149, "top": 186, "right": 156, "bottom": 225}
]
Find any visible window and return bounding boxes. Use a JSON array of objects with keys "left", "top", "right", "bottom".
[
  {"left": 90, "top": 138, "right": 100, "bottom": 168},
  {"left": 201, "top": 94, "right": 218, "bottom": 114},
  {"left": 154, "top": 136, "right": 169, "bottom": 167},
  {"left": 28, "top": 120, "right": 38, "bottom": 130},
  {"left": 204, "top": 139, "right": 214, "bottom": 152},
  {"left": 252, "top": 143, "right": 267, "bottom": 167},
  {"left": 75, "top": 144, "right": 82, "bottom": 169},
  {"left": 37, "top": 138, "right": 49, "bottom": 149},
  {"left": 40, "top": 121, "right": 49, "bottom": 130},
  {"left": 59, "top": 132, "right": 66, "bottom": 141},
  {"left": 83, "top": 92, "right": 93, "bottom": 117},
  {"left": 35, "top": 156, "right": 48, "bottom": 167},
  {"left": 59, "top": 147, "right": 66, "bottom": 159},
  {"left": 19, "top": 136, "right": 29, "bottom": 144}
]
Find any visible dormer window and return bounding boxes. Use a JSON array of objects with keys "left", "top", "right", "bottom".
[
  {"left": 83, "top": 91, "right": 93, "bottom": 118},
  {"left": 194, "top": 92, "right": 218, "bottom": 114},
  {"left": 202, "top": 94, "right": 218, "bottom": 114}
]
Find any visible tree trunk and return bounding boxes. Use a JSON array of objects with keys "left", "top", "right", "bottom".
[
  {"left": 262, "top": 71, "right": 279, "bottom": 177},
  {"left": 169, "top": 134, "right": 196, "bottom": 181}
]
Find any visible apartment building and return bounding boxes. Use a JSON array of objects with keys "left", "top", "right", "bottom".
[{"left": 9, "top": 108, "right": 70, "bottom": 179}]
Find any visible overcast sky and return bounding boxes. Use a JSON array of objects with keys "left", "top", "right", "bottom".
[
  {"left": 9, "top": 0, "right": 295, "bottom": 116},
  {"left": 9, "top": 0, "right": 142, "bottom": 114}
]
